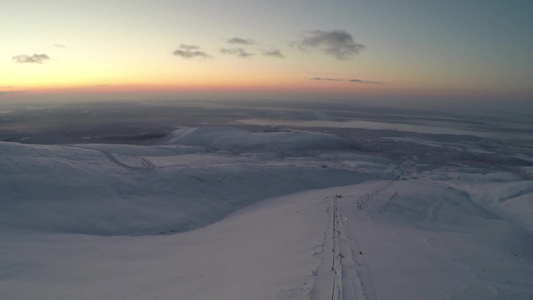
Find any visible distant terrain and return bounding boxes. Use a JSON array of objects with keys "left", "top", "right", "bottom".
[{"left": 1, "top": 99, "right": 532, "bottom": 299}]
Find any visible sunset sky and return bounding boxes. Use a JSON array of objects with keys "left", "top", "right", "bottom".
[{"left": 2, "top": 0, "right": 533, "bottom": 103}]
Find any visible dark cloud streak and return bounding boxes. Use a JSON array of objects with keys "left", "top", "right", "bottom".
[
  {"left": 294, "top": 30, "right": 364, "bottom": 60},
  {"left": 310, "top": 77, "right": 383, "bottom": 84},
  {"left": 173, "top": 44, "right": 211, "bottom": 60},
  {"left": 220, "top": 48, "right": 255, "bottom": 58},
  {"left": 348, "top": 79, "right": 383, "bottom": 84},
  {"left": 227, "top": 37, "right": 256, "bottom": 45},
  {"left": 12, "top": 54, "right": 50, "bottom": 64},
  {"left": 262, "top": 49, "right": 284, "bottom": 58},
  {"left": 310, "top": 77, "right": 342, "bottom": 81},
  {"left": 179, "top": 44, "right": 200, "bottom": 50}
]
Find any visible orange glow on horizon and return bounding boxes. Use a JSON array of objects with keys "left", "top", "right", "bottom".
[
  {"left": 3, "top": 77, "right": 522, "bottom": 104},
  {"left": 11, "top": 80, "right": 391, "bottom": 96}
]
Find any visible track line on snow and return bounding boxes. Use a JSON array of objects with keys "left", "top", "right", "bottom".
[
  {"left": 313, "top": 190, "right": 383, "bottom": 300},
  {"left": 335, "top": 181, "right": 401, "bottom": 300},
  {"left": 355, "top": 179, "right": 396, "bottom": 210},
  {"left": 331, "top": 196, "right": 340, "bottom": 300},
  {"left": 310, "top": 196, "right": 341, "bottom": 300},
  {"left": 99, "top": 150, "right": 134, "bottom": 171},
  {"left": 65, "top": 145, "right": 154, "bottom": 172},
  {"left": 139, "top": 157, "right": 155, "bottom": 169},
  {"left": 338, "top": 205, "right": 376, "bottom": 300}
]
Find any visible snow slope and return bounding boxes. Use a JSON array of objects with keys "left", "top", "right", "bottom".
[
  {"left": 2, "top": 179, "right": 532, "bottom": 300},
  {"left": 0, "top": 188, "right": 334, "bottom": 300},
  {"left": 0, "top": 129, "right": 375, "bottom": 235},
  {"left": 335, "top": 179, "right": 533, "bottom": 299},
  {"left": 1, "top": 125, "right": 533, "bottom": 299}
]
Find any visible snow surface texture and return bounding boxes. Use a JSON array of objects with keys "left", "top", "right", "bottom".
[{"left": 1, "top": 124, "right": 533, "bottom": 299}]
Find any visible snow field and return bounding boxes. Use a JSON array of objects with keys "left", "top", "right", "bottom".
[
  {"left": 1, "top": 125, "right": 533, "bottom": 299},
  {"left": 336, "top": 179, "right": 533, "bottom": 300},
  {"left": 0, "top": 188, "right": 337, "bottom": 300},
  {"left": 0, "top": 128, "right": 378, "bottom": 235}
]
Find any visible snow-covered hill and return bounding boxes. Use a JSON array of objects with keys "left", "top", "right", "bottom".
[
  {"left": 0, "top": 129, "right": 379, "bottom": 235},
  {"left": 1, "top": 125, "right": 532, "bottom": 299}
]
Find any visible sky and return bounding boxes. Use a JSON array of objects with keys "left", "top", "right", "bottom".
[{"left": 2, "top": 0, "right": 533, "bottom": 104}]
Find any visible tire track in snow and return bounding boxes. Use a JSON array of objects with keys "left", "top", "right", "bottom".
[
  {"left": 338, "top": 208, "right": 376, "bottom": 300},
  {"left": 99, "top": 149, "right": 134, "bottom": 171},
  {"left": 312, "top": 192, "right": 379, "bottom": 300},
  {"left": 335, "top": 180, "right": 400, "bottom": 300},
  {"left": 310, "top": 196, "right": 342, "bottom": 300},
  {"left": 66, "top": 145, "right": 154, "bottom": 172},
  {"left": 329, "top": 194, "right": 373, "bottom": 300},
  {"left": 356, "top": 179, "right": 397, "bottom": 210},
  {"left": 330, "top": 196, "right": 341, "bottom": 300},
  {"left": 139, "top": 157, "right": 155, "bottom": 169}
]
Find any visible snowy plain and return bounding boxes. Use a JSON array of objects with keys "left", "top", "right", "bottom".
[{"left": 1, "top": 99, "right": 532, "bottom": 299}]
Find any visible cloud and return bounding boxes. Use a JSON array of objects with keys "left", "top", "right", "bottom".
[
  {"left": 348, "top": 79, "right": 383, "bottom": 84},
  {"left": 173, "top": 44, "right": 211, "bottom": 60},
  {"left": 294, "top": 30, "right": 364, "bottom": 60},
  {"left": 54, "top": 43, "right": 66, "bottom": 48},
  {"left": 179, "top": 44, "right": 200, "bottom": 50},
  {"left": 310, "top": 77, "right": 383, "bottom": 84},
  {"left": 220, "top": 47, "right": 255, "bottom": 58},
  {"left": 173, "top": 49, "right": 209, "bottom": 59},
  {"left": 262, "top": 49, "right": 284, "bottom": 58},
  {"left": 12, "top": 54, "right": 50, "bottom": 64},
  {"left": 310, "top": 77, "right": 342, "bottom": 81},
  {"left": 227, "top": 37, "right": 256, "bottom": 45}
]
